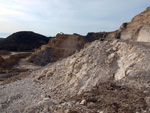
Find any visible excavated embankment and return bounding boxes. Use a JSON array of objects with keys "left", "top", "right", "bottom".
[{"left": 1, "top": 7, "right": 150, "bottom": 113}]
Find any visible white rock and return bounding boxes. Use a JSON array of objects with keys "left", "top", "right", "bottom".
[
  {"left": 108, "top": 53, "right": 115, "bottom": 59},
  {"left": 51, "top": 66, "right": 56, "bottom": 72},
  {"left": 80, "top": 99, "right": 86, "bottom": 105},
  {"left": 64, "top": 109, "right": 70, "bottom": 113},
  {"left": 41, "top": 94, "right": 45, "bottom": 98},
  {"left": 81, "top": 70, "right": 87, "bottom": 75},
  {"left": 38, "top": 101, "right": 43, "bottom": 105},
  {"left": 69, "top": 58, "right": 76, "bottom": 65},
  {"left": 111, "top": 40, "right": 118, "bottom": 46},
  {"left": 106, "top": 48, "right": 112, "bottom": 53},
  {"left": 46, "top": 71, "right": 53, "bottom": 77},
  {"left": 137, "top": 25, "right": 150, "bottom": 42},
  {"left": 43, "top": 98, "right": 50, "bottom": 102}
]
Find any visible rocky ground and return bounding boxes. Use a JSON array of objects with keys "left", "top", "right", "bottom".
[
  {"left": 1, "top": 39, "right": 150, "bottom": 113},
  {"left": 0, "top": 7, "right": 150, "bottom": 113},
  {"left": 0, "top": 51, "right": 40, "bottom": 85}
]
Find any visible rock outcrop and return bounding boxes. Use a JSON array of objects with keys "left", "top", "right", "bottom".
[
  {"left": 85, "top": 32, "right": 105, "bottom": 42},
  {"left": 119, "top": 7, "right": 150, "bottom": 41},
  {"left": 28, "top": 33, "right": 87, "bottom": 65},
  {"left": 85, "top": 30, "right": 121, "bottom": 42}
]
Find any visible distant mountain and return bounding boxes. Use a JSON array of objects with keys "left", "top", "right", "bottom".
[
  {"left": 0, "top": 38, "right": 4, "bottom": 40},
  {"left": 0, "top": 31, "right": 49, "bottom": 51}
]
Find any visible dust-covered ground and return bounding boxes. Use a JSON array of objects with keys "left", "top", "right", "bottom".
[{"left": 1, "top": 39, "right": 150, "bottom": 113}]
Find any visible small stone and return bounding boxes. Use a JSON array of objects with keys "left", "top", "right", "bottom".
[
  {"left": 81, "top": 71, "right": 87, "bottom": 75},
  {"left": 51, "top": 66, "right": 56, "bottom": 72},
  {"left": 66, "top": 70, "right": 72, "bottom": 76},
  {"left": 38, "top": 101, "right": 43, "bottom": 105},
  {"left": 80, "top": 99, "right": 86, "bottom": 105},
  {"left": 41, "top": 94, "right": 45, "bottom": 98},
  {"left": 43, "top": 97, "right": 50, "bottom": 102},
  {"left": 108, "top": 53, "right": 115, "bottom": 59},
  {"left": 46, "top": 71, "right": 53, "bottom": 77},
  {"left": 97, "top": 111, "right": 104, "bottom": 113},
  {"left": 75, "top": 102, "right": 80, "bottom": 105},
  {"left": 41, "top": 69, "right": 48, "bottom": 74},
  {"left": 65, "top": 109, "right": 78, "bottom": 113},
  {"left": 142, "top": 110, "right": 147, "bottom": 113},
  {"left": 65, "top": 109, "right": 70, "bottom": 113},
  {"left": 43, "top": 106, "right": 50, "bottom": 113},
  {"left": 106, "top": 48, "right": 112, "bottom": 53},
  {"left": 88, "top": 102, "right": 95, "bottom": 106},
  {"left": 0, "top": 104, "right": 3, "bottom": 109}
]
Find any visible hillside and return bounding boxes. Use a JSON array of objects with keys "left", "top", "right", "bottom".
[
  {"left": 0, "top": 31, "right": 49, "bottom": 51},
  {"left": 1, "top": 7, "right": 150, "bottom": 113},
  {"left": 0, "top": 38, "right": 4, "bottom": 40}
]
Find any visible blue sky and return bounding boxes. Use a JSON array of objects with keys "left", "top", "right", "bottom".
[{"left": 0, "top": 0, "right": 149, "bottom": 37}]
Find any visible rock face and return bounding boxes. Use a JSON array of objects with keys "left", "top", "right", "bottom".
[
  {"left": 0, "top": 31, "right": 49, "bottom": 51},
  {"left": 1, "top": 7, "right": 150, "bottom": 113},
  {"left": 48, "top": 33, "right": 87, "bottom": 54},
  {"left": 28, "top": 33, "right": 87, "bottom": 65},
  {"left": 136, "top": 25, "right": 150, "bottom": 42},
  {"left": 119, "top": 7, "right": 150, "bottom": 41},
  {"left": 85, "top": 32, "right": 105, "bottom": 42},
  {"left": 85, "top": 30, "right": 121, "bottom": 42},
  {"left": 126, "top": 7, "right": 150, "bottom": 29}
]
